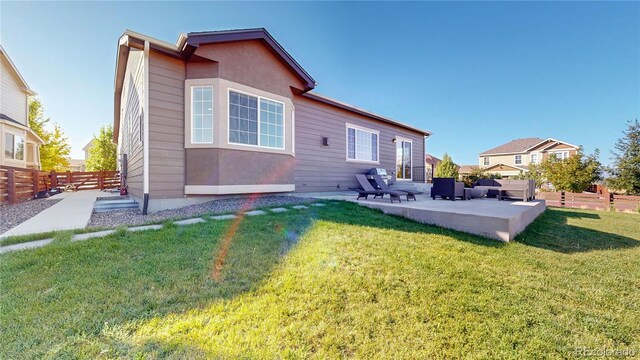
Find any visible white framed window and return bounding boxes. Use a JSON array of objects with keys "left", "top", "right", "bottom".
[
  {"left": 514, "top": 155, "right": 523, "bottom": 165},
  {"left": 4, "top": 133, "right": 24, "bottom": 160},
  {"left": 228, "top": 89, "right": 284, "bottom": 149},
  {"left": 552, "top": 151, "right": 570, "bottom": 160},
  {"left": 191, "top": 86, "right": 214, "bottom": 143},
  {"left": 530, "top": 153, "right": 538, "bottom": 164},
  {"left": 346, "top": 124, "right": 379, "bottom": 163},
  {"left": 483, "top": 157, "right": 490, "bottom": 166}
]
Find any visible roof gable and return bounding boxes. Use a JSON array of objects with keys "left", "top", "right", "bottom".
[
  {"left": 0, "top": 45, "right": 34, "bottom": 95},
  {"left": 186, "top": 29, "right": 316, "bottom": 91},
  {"left": 480, "top": 138, "right": 544, "bottom": 155},
  {"left": 484, "top": 163, "right": 528, "bottom": 172}
]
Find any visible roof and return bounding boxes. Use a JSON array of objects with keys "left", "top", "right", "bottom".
[
  {"left": 0, "top": 114, "right": 45, "bottom": 144},
  {"left": 480, "top": 138, "right": 545, "bottom": 155},
  {"left": 484, "top": 163, "right": 528, "bottom": 172},
  {"left": 425, "top": 153, "right": 441, "bottom": 165},
  {"left": 0, "top": 44, "right": 35, "bottom": 96},
  {"left": 114, "top": 28, "right": 431, "bottom": 141},
  {"left": 302, "top": 92, "right": 431, "bottom": 136},
  {"left": 458, "top": 165, "right": 479, "bottom": 174}
]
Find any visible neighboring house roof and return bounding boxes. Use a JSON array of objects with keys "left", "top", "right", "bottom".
[
  {"left": 480, "top": 138, "right": 545, "bottom": 156},
  {"left": 0, "top": 44, "right": 35, "bottom": 96},
  {"left": 0, "top": 114, "right": 45, "bottom": 144},
  {"left": 68, "top": 159, "right": 86, "bottom": 167},
  {"left": 458, "top": 165, "right": 479, "bottom": 174},
  {"left": 425, "top": 153, "right": 441, "bottom": 165},
  {"left": 480, "top": 137, "right": 579, "bottom": 156},
  {"left": 484, "top": 163, "right": 528, "bottom": 172}
]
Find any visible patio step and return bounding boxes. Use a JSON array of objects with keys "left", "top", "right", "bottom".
[{"left": 93, "top": 199, "right": 139, "bottom": 212}]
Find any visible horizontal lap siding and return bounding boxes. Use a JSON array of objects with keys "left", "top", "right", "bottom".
[
  {"left": 119, "top": 51, "right": 144, "bottom": 199},
  {"left": 293, "top": 96, "right": 425, "bottom": 192},
  {"left": 148, "top": 52, "right": 186, "bottom": 199},
  {"left": 0, "top": 59, "right": 27, "bottom": 124}
]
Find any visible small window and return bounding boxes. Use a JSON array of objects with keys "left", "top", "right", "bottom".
[
  {"left": 4, "top": 133, "right": 24, "bottom": 160},
  {"left": 229, "top": 90, "right": 284, "bottom": 149},
  {"left": 553, "top": 151, "right": 569, "bottom": 160},
  {"left": 347, "top": 125, "right": 378, "bottom": 162},
  {"left": 483, "top": 157, "right": 489, "bottom": 166},
  {"left": 514, "top": 155, "right": 522, "bottom": 165},
  {"left": 191, "top": 86, "right": 214, "bottom": 143},
  {"left": 530, "top": 153, "right": 538, "bottom": 164}
]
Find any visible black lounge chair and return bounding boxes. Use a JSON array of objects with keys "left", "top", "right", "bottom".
[
  {"left": 371, "top": 174, "right": 418, "bottom": 201},
  {"left": 352, "top": 174, "right": 402, "bottom": 203}
]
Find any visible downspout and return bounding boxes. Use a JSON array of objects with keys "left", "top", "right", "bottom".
[{"left": 142, "top": 40, "right": 150, "bottom": 214}]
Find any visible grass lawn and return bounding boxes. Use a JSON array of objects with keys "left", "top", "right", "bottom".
[{"left": 1, "top": 202, "right": 638, "bottom": 358}]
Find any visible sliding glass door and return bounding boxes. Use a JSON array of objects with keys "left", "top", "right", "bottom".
[{"left": 396, "top": 139, "right": 412, "bottom": 181}]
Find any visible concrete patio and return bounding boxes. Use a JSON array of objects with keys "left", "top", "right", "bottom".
[{"left": 302, "top": 192, "right": 546, "bottom": 241}]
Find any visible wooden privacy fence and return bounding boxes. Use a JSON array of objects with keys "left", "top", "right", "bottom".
[
  {"left": 537, "top": 191, "right": 640, "bottom": 213},
  {"left": 0, "top": 166, "right": 120, "bottom": 204}
]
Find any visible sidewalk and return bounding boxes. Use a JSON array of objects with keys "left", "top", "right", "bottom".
[{"left": 0, "top": 190, "right": 119, "bottom": 239}]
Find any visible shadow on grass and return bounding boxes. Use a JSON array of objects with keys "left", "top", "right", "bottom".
[{"left": 515, "top": 208, "right": 639, "bottom": 253}]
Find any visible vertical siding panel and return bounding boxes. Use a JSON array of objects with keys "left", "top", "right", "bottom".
[{"left": 148, "top": 52, "right": 186, "bottom": 199}]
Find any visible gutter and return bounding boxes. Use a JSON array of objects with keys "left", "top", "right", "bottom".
[{"left": 142, "top": 40, "right": 150, "bottom": 214}]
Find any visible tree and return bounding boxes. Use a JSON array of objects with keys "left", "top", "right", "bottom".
[
  {"left": 540, "top": 148, "right": 602, "bottom": 192},
  {"left": 512, "top": 163, "right": 544, "bottom": 188},
  {"left": 461, "top": 167, "right": 487, "bottom": 187},
  {"left": 85, "top": 125, "right": 117, "bottom": 171},
  {"left": 28, "top": 97, "right": 71, "bottom": 171},
  {"left": 434, "top": 153, "right": 459, "bottom": 179},
  {"left": 606, "top": 119, "right": 640, "bottom": 195}
]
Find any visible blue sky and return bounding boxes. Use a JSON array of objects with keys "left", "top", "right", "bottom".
[{"left": 2, "top": 1, "right": 638, "bottom": 165}]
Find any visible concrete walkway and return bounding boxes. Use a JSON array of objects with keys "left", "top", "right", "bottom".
[{"left": 0, "top": 190, "right": 119, "bottom": 239}]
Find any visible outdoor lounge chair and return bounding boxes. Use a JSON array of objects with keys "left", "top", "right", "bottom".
[
  {"left": 371, "top": 174, "right": 417, "bottom": 201},
  {"left": 352, "top": 174, "right": 403, "bottom": 203},
  {"left": 431, "top": 177, "right": 465, "bottom": 200}
]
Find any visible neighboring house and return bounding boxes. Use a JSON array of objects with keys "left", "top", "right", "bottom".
[
  {"left": 113, "top": 28, "right": 431, "bottom": 213},
  {"left": 479, "top": 137, "right": 579, "bottom": 177},
  {"left": 82, "top": 139, "right": 94, "bottom": 160},
  {"left": 425, "top": 153, "right": 441, "bottom": 183},
  {"left": 458, "top": 164, "right": 478, "bottom": 178},
  {"left": 0, "top": 45, "right": 44, "bottom": 170},
  {"left": 67, "top": 159, "right": 86, "bottom": 172}
]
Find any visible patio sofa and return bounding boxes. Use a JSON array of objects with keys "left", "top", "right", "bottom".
[
  {"left": 473, "top": 179, "right": 536, "bottom": 201},
  {"left": 431, "top": 178, "right": 465, "bottom": 201}
]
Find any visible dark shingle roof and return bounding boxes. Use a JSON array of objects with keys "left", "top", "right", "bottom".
[{"left": 480, "top": 138, "right": 544, "bottom": 155}]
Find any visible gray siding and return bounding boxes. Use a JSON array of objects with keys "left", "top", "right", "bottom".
[
  {"left": 148, "top": 51, "right": 186, "bottom": 199},
  {"left": 118, "top": 51, "right": 145, "bottom": 199},
  {"left": 293, "top": 96, "right": 425, "bottom": 192}
]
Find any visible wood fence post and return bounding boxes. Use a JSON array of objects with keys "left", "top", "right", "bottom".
[
  {"left": 51, "top": 171, "right": 58, "bottom": 188},
  {"left": 66, "top": 171, "right": 72, "bottom": 184},
  {"left": 560, "top": 191, "right": 565, "bottom": 207},
  {"left": 31, "top": 170, "right": 39, "bottom": 198},
  {"left": 7, "top": 169, "right": 16, "bottom": 204},
  {"left": 99, "top": 171, "right": 104, "bottom": 190}
]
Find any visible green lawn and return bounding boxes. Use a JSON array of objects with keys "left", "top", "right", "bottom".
[{"left": 1, "top": 202, "right": 638, "bottom": 359}]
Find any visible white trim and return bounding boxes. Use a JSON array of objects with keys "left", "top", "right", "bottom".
[
  {"left": 227, "top": 88, "right": 286, "bottom": 150},
  {"left": 345, "top": 122, "right": 380, "bottom": 164},
  {"left": 190, "top": 85, "right": 214, "bottom": 144},
  {"left": 395, "top": 136, "right": 413, "bottom": 181},
  {"left": 3, "top": 130, "right": 25, "bottom": 161},
  {"left": 185, "top": 184, "right": 295, "bottom": 195},
  {"left": 143, "top": 41, "right": 150, "bottom": 195},
  {"left": 530, "top": 152, "right": 539, "bottom": 164},
  {"left": 291, "top": 109, "right": 295, "bottom": 155},
  {"left": 525, "top": 137, "right": 579, "bottom": 152}
]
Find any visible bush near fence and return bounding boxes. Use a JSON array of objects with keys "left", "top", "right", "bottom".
[
  {"left": 0, "top": 165, "right": 120, "bottom": 204},
  {"left": 537, "top": 191, "right": 640, "bottom": 213}
]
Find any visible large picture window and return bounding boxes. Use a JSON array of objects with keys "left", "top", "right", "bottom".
[
  {"left": 4, "top": 133, "right": 24, "bottom": 160},
  {"left": 191, "top": 86, "right": 214, "bottom": 143},
  {"left": 347, "top": 125, "right": 378, "bottom": 162},
  {"left": 229, "top": 90, "right": 284, "bottom": 149}
]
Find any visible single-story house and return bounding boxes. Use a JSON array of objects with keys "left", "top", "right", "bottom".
[
  {"left": 113, "top": 28, "right": 431, "bottom": 213},
  {"left": 1, "top": 45, "right": 44, "bottom": 170}
]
